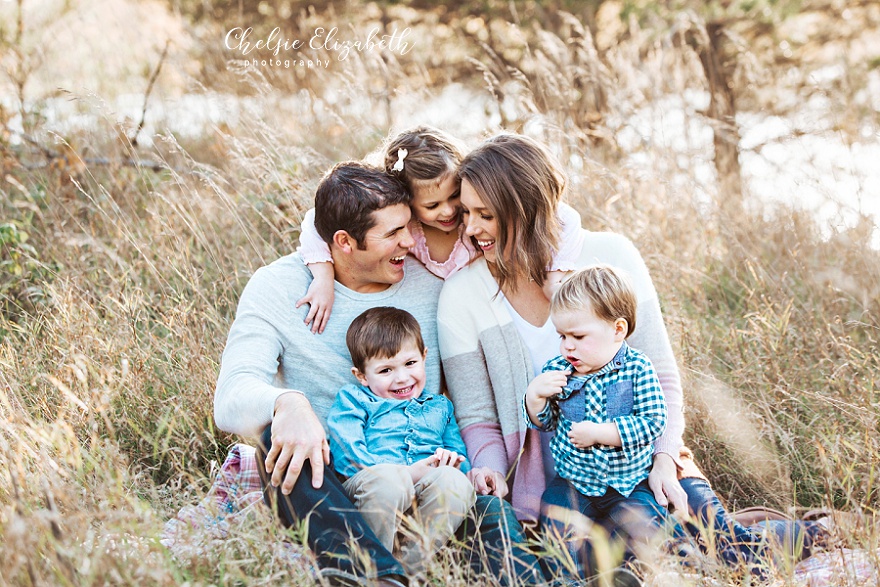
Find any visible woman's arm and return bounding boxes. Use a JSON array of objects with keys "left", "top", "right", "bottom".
[{"left": 437, "top": 280, "right": 510, "bottom": 495}]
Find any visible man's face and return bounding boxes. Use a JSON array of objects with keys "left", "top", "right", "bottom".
[{"left": 343, "top": 203, "right": 415, "bottom": 292}]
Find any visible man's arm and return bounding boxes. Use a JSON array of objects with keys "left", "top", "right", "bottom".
[
  {"left": 213, "top": 264, "right": 329, "bottom": 490},
  {"left": 214, "top": 267, "right": 298, "bottom": 437}
]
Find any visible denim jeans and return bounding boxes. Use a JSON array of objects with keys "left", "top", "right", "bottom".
[
  {"left": 455, "top": 495, "right": 546, "bottom": 586},
  {"left": 257, "top": 425, "right": 406, "bottom": 580},
  {"left": 259, "top": 425, "right": 544, "bottom": 584},
  {"left": 680, "top": 477, "right": 826, "bottom": 572},
  {"left": 539, "top": 477, "right": 684, "bottom": 579}
]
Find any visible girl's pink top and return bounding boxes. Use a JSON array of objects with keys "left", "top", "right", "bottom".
[{"left": 297, "top": 202, "right": 586, "bottom": 279}]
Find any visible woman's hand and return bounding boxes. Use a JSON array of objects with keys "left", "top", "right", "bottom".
[
  {"left": 649, "top": 452, "right": 689, "bottom": 520},
  {"left": 467, "top": 466, "right": 509, "bottom": 498}
]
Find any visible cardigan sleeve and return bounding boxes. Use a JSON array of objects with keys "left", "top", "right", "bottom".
[
  {"left": 591, "top": 232, "right": 685, "bottom": 459},
  {"left": 437, "top": 279, "right": 510, "bottom": 476},
  {"left": 214, "top": 266, "right": 302, "bottom": 437}
]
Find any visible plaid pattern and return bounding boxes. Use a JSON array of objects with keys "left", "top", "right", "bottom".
[{"left": 524, "top": 342, "right": 667, "bottom": 497}]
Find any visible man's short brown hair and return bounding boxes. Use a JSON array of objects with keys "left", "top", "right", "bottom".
[{"left": 314, "top": 162, "right": 410, "bottom": 249}]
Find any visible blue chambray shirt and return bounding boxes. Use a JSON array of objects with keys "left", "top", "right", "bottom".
[
  {"left": 523, "top": 342, "right": 666, "bottom": 497},
  {"left": 328, "top": 383, "right": 471, "bottom": 479}
]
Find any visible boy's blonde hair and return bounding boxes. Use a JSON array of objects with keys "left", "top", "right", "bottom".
[
  {"left": 346, "top": 307, "right": 426, "bottom": 372},
  {"left": 551, "top": 265, "right": 637, "bottom": 337}
]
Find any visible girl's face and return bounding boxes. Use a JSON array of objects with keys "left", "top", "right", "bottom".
[
  {"left": 460, "top": 178, "right": 500, "bottom": 263},
  {"left": 410, "top": 173, "right": 461, "bottom": 233}
]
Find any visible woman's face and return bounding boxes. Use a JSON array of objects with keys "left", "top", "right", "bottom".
[{"left": 460, "top": 179, "right": 500, "bottom": 263}]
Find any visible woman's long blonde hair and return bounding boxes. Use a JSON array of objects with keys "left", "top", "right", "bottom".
[{"left": 458, "top": 133, "right": 566, "bottom": 291}]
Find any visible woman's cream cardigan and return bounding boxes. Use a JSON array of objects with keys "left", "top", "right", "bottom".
[{"left": 437, "top": 230, "right": 684, "bottom": 520}]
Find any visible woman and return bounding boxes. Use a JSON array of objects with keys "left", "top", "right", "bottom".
[{"left": 437, "top": 133, "right": 825, "bottom": 576}]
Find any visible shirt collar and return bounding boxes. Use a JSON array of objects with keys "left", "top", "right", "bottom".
[{"left": 563, "top": 342, "right": 630, "bottom": 393}]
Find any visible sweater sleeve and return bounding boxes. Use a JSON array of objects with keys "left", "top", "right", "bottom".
[
  {"left": 297, "top": 208, "right": 333, "bottom": 265},
  {"left": 549, "top": 202, "right": 586, "bottom": 271},
  {"left": 213, "top": 267, "right": 303, "bottom": 438}
]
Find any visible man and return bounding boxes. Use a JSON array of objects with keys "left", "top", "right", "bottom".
[{"left": 214, "top": 162, "right": 540, "bottom": 587}]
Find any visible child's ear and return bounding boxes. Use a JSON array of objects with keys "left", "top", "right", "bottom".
[
  {"left": 614, "top": 318, "right": 628, "bottom": 341},
  {"left": 333, "top": 230, "right": 355, "bottom": 253},
  {"left": 351, "top": 366, "right": 368, "bottom": 386},
  {"left": 422, "top": 347, "right": 428, "bottom": 359}
]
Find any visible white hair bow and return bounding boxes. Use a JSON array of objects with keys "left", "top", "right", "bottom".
[{"left": 392, "top": 148, "right": 408, "bottom": 172}]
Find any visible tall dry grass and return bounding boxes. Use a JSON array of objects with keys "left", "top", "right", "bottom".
[{"left": 1, "top": 1, "right": 878, "bottom": 585}]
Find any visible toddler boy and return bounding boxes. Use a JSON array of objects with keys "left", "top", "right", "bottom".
[{"left": 524, "top": 265, "right": 678, "bottom": 581}]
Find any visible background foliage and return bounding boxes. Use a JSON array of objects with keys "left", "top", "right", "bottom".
[{"left": 0, "top": 0, "right": 877, "bottom": 584}]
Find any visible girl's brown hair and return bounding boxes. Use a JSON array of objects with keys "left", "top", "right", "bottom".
[
  {"left": 384, "top": 126, "right": 467, "bottom": 191},
  {"left": 457, "top": 133, "right": 566, "bottom": 291}
]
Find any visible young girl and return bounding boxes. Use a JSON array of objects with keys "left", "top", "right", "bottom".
[{"left": 295, "top": 126, "right": 586, "bottom": 333}]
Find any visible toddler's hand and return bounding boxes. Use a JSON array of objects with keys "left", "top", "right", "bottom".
[
  {"left": 568, "top": 421, "right": 597, "bottom": 449},
  {"left": 527, "top": 371, "right": 570, "bottom": 400},
  {"left": 296, "top": 276, "right": 334, "bottom": 334},
  {"left": 433, "top": 448, "right": 465, "bottom": 469}
]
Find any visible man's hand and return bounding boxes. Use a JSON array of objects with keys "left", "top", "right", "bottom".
[
  {"left": 467, "top": 466, "right": 509, "bottom": 498},
  {"left": 649, "top": 452, "right": 689, "bottom": 521},
  {"left": 265, "top": 392, "right": 330, "bottom": 494}
]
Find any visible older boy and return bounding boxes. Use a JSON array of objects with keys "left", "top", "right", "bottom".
[{"left": 328, "top": 307, "right": 475, "bottom": 575}]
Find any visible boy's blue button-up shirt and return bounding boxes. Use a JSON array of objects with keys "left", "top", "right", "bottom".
[
  {"left": 328, "top": 383, "right": 471, "bottom": 478},
  {"left": 523, "top": 342, "right": 666, "bottom": 498}
]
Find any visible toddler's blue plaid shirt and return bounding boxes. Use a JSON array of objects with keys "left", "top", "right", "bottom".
[{"left": 524, "top": 342, "right": 667, "bottom": 497}]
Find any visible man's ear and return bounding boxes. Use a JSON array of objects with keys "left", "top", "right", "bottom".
[
  {"left": 332, "top": 230, "right": 356, "bottom": 253},
  {"left": 351, "top": 366, "right": 368, "bottom": 386}
]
